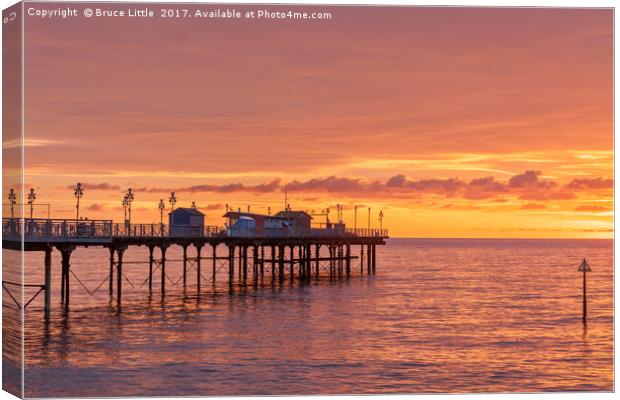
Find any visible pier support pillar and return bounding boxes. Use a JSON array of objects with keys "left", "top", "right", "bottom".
[
  {"left": 116, "top": 246, "right": 126, "bottom": 304},
  {"left": 289, "top": 246, "right": 295, "bottom": 281},
  {"left": 195, "top": 243, "right": 203, "bottom": 292},
  {"left": 360, "top": 245, "right": 364, "bottom": 275},
  {"left": 345, "top": 244, "right": 351, "bottom": 277},
  {"left": 108, "top": 247, "right": 115, "bottom": 295},
  {"left": 58, "top": 246, "right": 74, "bottom": 307},
  {"left": 372, "top": 244, "right": 376, "bottom": 273},
  {"left": 315, "top": 244, "right": 320, "bottom": 277},
  {"left": 44, "top": 247, "right": 52, "bottom": 314},
  {"left": 182, "top": 244, "right": 188, "bottom": 288},
  {"left": 367, "top": 244, "right": 371, "bottom": 274},
  {"left": 212, "top": 244, "right": 217, "bottom": 282},
  {"left": 245, "top": 246, "right": 249, "bottom": 282},
  {"left": 270, "top": 246, "right": 276, "bottom": 280},
  {"left": 260, "top": 246, "right": 265, "bottom": 278},
  {"left": 228, "top": 245, "right": 235, "bottom": 286},
  {"left": 148, "top": 245, "right": 155, "bottom": 292},
  {"left": 278, "top": 246, "right": 285, "bottom": 281},
  {"left": 160, "top": 245, "right": 168, "bottom": 295}
]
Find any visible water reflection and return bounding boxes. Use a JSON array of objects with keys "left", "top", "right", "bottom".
[{"left": 12, "top": 239, "right": 614, "bottom": 396}]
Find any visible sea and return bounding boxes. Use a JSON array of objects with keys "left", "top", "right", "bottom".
[{"left": 2, "top": 238, "right": 614, "bottom": 396}]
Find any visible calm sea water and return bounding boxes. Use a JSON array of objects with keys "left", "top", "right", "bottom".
[{"left": 4, "top": 238, "right": 614, "bottom": 396}]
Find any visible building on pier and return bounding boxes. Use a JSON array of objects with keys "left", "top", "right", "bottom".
[{"left": 169, "top": 207, "right": 205, "bottom": 237}]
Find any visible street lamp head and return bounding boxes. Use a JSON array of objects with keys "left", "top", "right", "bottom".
[
  {"left": 122, "top": 194, "right": 129, "bottom": 207},
  {"left": 169, "top": 192, "right": 177, "bottom": 205},
  {"left": 158, "top": 198, "right": 165, "bottom": 211},
  {"left": 74, "top": 182, "right": 84, "bottom": 198},
  {"left": 8, "top": 188, "right": 16, "bottom": 203},
  {"left": 27, "top": 188, "right": 36, "bottom": 203},
  {"left": 126, "top": 188, "right": 134, "bottom": 202}
]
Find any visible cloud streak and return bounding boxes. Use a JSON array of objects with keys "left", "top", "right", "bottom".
[{"left": 134, "top": 170, "right": 611, "bottom": 203}]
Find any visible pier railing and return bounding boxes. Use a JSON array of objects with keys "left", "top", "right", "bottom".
[
  {"left": 2, "top": 218, "right": 225, "bottom": 240},
  {"left": 3, "top": 218, "right": 387, "bottom": 241}
]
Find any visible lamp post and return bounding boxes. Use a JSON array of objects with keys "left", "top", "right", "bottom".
[
  {"left": 354, "top": 205, "right": 359, "bottom": 231},
  {"left": 122, "top": 194, "right": 129, "bottom": 229},
  {"left": 125, "top": 188, "right": 134, "bottom": 226},
  {"left": 379, "top": 210, "right": 384, "bottom": 232},
  {"left": 578, "top": 259, "right": 592, "bottom": 326},
  {"left": 27, "top": 188, "right": 36, "bottom": 220},
  {"left": 169, "top": 192, "right": 177, "bottom": 213},
  {"left": 8, "top": 188, "right": 16, "bottom": 219},
  {"left": 158, "top": 198, "right": 165, "bottom": 229},
  {"left": 74, "top": 182, "right": 83, "bottom": 220},
  {"left": 367, "top": 207, "right": 371, "bottom": 230}
]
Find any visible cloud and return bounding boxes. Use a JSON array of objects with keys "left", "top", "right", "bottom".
[
  {"left": 575, "top": 205, "right": 609, "bottom": 212},
  {"left": 566, "top": 178, "right": 613, "bottom": 190},
  {"left": 134, "top": 171, "right": 609, "bottom": 205},
  {"left": 65, "top": 182, "right": 121, "bottom": 191},
  {"left": 147, "top": 179, "right": 281, "bottom": 194},
  {"left": 85, "top": 203, "right": 105, "bottom": 212},
  {"left": 205, "top": 203, "right": 224, "bottom": 210}
]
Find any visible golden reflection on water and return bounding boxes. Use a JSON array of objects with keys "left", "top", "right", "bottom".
[{"left": 6, "top": 239, "right": 613, "bottom": 396}]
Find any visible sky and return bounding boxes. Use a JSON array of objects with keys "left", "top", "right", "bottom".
[{"left": 8, "top": 5, "right": 613, "bottom": 238}]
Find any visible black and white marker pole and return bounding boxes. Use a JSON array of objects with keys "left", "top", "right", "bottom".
[{"left": 578, "top": 258, "right": 592, "bottom": 326}]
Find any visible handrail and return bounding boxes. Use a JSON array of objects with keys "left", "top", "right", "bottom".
[{"left": 2, "top": 218, "right": 387, "bottom": 240}]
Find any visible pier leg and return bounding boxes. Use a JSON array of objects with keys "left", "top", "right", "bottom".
[
  {"left": 161, "top": 246, "right": 168, "bottom": 295},
  {"left": 116, "top": 247, "right": 126, "bottom": 304},
  {"left": 315, "top": 245, "right": 320, "bottom": 278},
  {"left": 228, "top": 245, "right": 235, "bottom": 286},
  {"left": 238, "top": 246, "right": 243, "bottom": 280},
  {"left": 245, "top": 246, "right": 249, "bottom": 279},
  {"left": 59, "top": 247, "right": 74, "bottom": 307},
  {"left": 253, "top": 245, "right": 258, "bottom": 282},
  {"left": 372, "top": 244, "right": 376, "bottom": 273},
  {"left": 298, "top": 246, "right": 303, "bottom": 280},
  {"left": 148, "top": 245, "right": 154, "bottom": 292},
  {"left": 108, "top": 247, "right": 115, "bottom": 295},
  {"left": 196, "top": 244, "right": 202, "bottom": 292},
  {"left": 182, "top": 244, "right": 188, "bottom": 288},
  {"left": 338, "top": 244, "right": 344, "bottom": 278},
  {"left": 290, "top": 246, "right": 295, "bottom": 281},
  {"left": 278, "top": 246, "right": 285, "bottom": 281},
  {"left": 212, "top": 244, "right": 217, "bottom": 282},
  {"left": 367, "top": 244, "right": 371, "bottom": 274},
  {"left": 346, "top": 244, "right": 351, "bottom": 277},
  {"left": 271, "top": 246, "right": 276, "bottom": 281},
  {"left": 260, "top": 246, "right": 265, "bottom": 278},
  {"left": 360, "top": 245, "right": 364, "bottom": 275},
  {"left": 306, "top": 244, "right": 312, "bottom": 280},
  {"left": 44, "top": 247, "right": 52, "bottom": 314}
]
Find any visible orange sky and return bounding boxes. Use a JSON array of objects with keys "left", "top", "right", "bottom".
[{"left": 6, "top": 5, "right": 613, "bottom": 238}]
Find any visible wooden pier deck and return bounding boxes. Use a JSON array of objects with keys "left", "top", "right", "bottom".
[{"left": 2, "top": 218, "right": 388, "bottom": 313}]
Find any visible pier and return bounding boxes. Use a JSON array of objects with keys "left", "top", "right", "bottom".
[{"left": 2, "top": 218, "right": 388, "bottom": 313}]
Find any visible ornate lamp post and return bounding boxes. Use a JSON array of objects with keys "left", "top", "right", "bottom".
[
  {"left": 122, "top": 194, "right": 129, "bottom": 227},
  {"left": 158, "top": 198, "right": 165, "bottom": 228},
  {"left": 74, "top": 182, "right": 84, "bottom": 220},
  {"left": 168, "top": 192, "right": 177, "bottom": 213},
  {"left": 27, "top": 188, "right": 36, "bottom": 220},
  {"left": 379, "top": 210, "right": 384, "bottom": 231},
  {"left": 125, "top": 188, "right": 134, "bottom": 226},
  {"left": 367, "top": 207, "right": 371, "bottom": 230},
  {"left": 8, "top": 188, "right": 16, "bottom": 219}
]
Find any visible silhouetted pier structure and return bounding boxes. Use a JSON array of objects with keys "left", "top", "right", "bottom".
[{"left": 2, "top": 218, "right": 388, "bottom": 313}]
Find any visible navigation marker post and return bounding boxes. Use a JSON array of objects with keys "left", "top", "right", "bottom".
[{"left": 578, "top": 258, "right": 592, "bottom": 326}]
